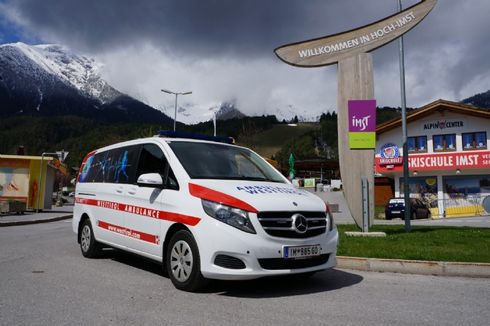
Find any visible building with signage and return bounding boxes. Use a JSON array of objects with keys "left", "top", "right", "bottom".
[
  {"left": 375, "top": 99, "right": 490, "bottom": 218},
  {"left": 0, "top": 154, "right": 56, "bottom": 210}
]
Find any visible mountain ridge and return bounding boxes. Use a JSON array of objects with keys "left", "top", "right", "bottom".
[{"left": 0, "top": 42, "right": 172, "bottom": 124}]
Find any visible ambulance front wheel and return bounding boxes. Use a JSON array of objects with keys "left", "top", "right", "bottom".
[{"left": 166, "top": 230, "right": 207, "bottom": 292}]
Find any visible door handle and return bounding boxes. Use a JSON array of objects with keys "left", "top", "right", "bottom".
[
  {"left": 128, "top": 187, "right": 137, "bottom": 195},
  {"left": 116, "top": 186, "right": 124, "bottom": 194}
]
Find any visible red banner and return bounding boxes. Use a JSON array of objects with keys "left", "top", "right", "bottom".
[{"left": 376, "top": 150, "right": 490, "bottom": 172}]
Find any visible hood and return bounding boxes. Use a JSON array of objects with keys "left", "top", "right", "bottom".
[{"left": 188, "top": 180, "right": 326, "bottom": 212}]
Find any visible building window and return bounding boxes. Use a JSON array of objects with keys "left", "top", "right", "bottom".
[
  {"left": 462, "top": 132, "right": 487, "bottom": 150},
  {"left": 444, "top": 175, "right": 490, "bottom": 197},
  {"left": 407, "top": 136, "right": 427, "bottom": 152},
  {"left": 433, "top": 134, "right": 456, "bottom": 152},
  {"left": 399, "top": 176, "right": 438, "bottom": 208}
]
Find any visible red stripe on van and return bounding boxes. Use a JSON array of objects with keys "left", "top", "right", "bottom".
[
  {"left": 97, "top": 220, "right": 160, "bottom": 244},
  {"left": 161, "top": 211, "right": 201, "bottom": 226},
  {"left": 188, "top": 183, "right": 258, "bottom": 213},
  {"left": 76, "top": 197, "right": 201, "bottom": 226}
]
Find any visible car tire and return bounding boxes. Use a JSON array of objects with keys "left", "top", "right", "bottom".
[
  {"left": 80, "top": 219, "right": 102, "bottom": 258},
  {"left": 411, "top": 211, "right": 417, "bottom": 220},
  {"left": 166, "top": 230, "right": 207, "bottom": 292}
]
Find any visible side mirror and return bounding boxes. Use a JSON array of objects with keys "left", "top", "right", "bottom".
[{"left": 137, "top": 173, "right": 164, "bottom": 188}]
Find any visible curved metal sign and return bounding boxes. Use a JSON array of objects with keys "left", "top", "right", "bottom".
[{"left": 274, "top": 0, "right": 437, "bottom": 67}]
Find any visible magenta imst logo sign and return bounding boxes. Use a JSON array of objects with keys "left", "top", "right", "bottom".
[{"left": 348, "top": 99, "right": 376, "bottom": 149}]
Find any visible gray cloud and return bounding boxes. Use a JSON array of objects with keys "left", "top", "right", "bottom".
[
  {"left": 2, "top": 0, "right": 490, "bottom": 117},
  {"left": 3, "top": 0, "right": 403, "bottom": 56}
]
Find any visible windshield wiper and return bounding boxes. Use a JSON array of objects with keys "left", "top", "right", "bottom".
[
  {"left": 237, "top": 176, "right": 268, "bottom": 181},
  {"left": 190, "top": 176, "right": 284, "bottom": 183},
  {"left": 233, "top": 176, "right": 285, "bottom": 183}
]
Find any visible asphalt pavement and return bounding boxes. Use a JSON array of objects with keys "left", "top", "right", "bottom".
[{"left": 1, "top": 220, "right": 489, "bottom": 326}]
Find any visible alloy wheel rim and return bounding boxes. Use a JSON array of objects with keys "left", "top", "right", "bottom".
[
  {"left": 81, "top": 225, "right": 91, "bottom": 252},
  {"left": 170, "top": 240, "right": 193, "bottom": 282}
]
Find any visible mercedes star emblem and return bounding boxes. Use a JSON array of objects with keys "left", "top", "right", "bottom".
[{"left": 292, "top": 213, "right": 308, "bottom": 234}]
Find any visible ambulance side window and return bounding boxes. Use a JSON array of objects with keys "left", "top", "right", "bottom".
[
  {"left": 137, "top": 144, "right": 179, "bottom": 190},
  {"left": 108, "top": 146, "right": 139, "bottom": 184}
]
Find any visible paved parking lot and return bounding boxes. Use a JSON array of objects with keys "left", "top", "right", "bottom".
[{"left": 1, "top": 220, "right": 489, "bottom": 326}]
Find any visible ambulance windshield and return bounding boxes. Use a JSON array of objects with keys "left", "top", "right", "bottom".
[{"left": 169, "top": 141, "right": 285, "bottom": 183}]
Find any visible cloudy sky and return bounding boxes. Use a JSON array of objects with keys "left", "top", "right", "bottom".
[{"left": 1, "top": 0, "right": 489, "bottom": 119}]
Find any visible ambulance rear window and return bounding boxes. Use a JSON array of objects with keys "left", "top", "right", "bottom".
[
  {"left": 169, "top": 141, "right": 285, "bottom": 183},
  {"left": 79, "top": 145, "right": 139, "bottom": 184}
]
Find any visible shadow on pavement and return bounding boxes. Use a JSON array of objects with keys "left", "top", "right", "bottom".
[
  {"left": 102, "top": 249, "right": 363, "bottom": 298},
  {"left": 99, "top": 248, "right": 166, "bottom": 276},
  {"left": 209, "top": 269, "right": 363, "bottom": 298}
]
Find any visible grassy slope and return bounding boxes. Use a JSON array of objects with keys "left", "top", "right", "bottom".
[
  {"left": 337, "top": 224, "right": 490, "bottom": 263},
  {"left": 238, "top": 123, "right": 318, "bottom": 158}
]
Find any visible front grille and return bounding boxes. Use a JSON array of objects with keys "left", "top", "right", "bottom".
[
  {"left": 257, "top": 211, "right": 327, "bottom": 238},
  {"left": 258, "top": 254, "right": 330, "bottom": 270},
  {"left": 214, "top": 254, "right": 246, "bottom": 269}
]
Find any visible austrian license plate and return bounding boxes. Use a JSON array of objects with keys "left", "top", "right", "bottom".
[
  {"left": 392, "top": 211, "right": 400, "bottom": 214},
  {"left": 283, "top": 244, "right": 321, "bottom": 259}
]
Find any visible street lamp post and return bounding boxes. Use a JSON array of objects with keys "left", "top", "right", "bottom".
[
  {"left": 161, "top": 89, "right": 192, "bottom": 131},
  {"left": 397, "top": 0, "right": 411, "bottom": 232}
]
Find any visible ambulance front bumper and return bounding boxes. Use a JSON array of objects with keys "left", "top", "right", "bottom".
[{"left": 194, "top": 217, "right": 338, "bottom": 280}]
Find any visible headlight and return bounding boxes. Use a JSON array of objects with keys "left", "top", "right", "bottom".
[{"left": 202, "top": 199, "right": 256, "bottom": 234}]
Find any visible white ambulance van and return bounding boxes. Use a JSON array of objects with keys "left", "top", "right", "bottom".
[{"left": 73, "top": 131, "right": 338, "bottom": 291}]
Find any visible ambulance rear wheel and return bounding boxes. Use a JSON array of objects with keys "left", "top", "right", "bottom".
[
  {"left": 166, "top": 230, "right": 207, "bottom": 292},
  {"left": 80, "top": 219, "right": 102, "bottom": 258}
]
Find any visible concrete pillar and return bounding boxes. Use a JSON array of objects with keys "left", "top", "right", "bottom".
[
  {"left": 394, "top": 175, "right": 400, "bottom": 197},
  {"left": 337, "top": 53, "right": 375, "bottom": 227},
  {"left": 437, "top": 174, "right": 444, "bottom": 218}
]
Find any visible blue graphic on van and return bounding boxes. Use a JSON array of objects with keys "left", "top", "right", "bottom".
[
  {"left": 79, "top": 149, "right": 133, "bottom": 183},
  {"left": 236, "top": 185, "right": 305, "bottom": 195},
  {"left": 79, "top": 155, "right": 94, "bottom": 182},
  {"left": 114, "top": 150, "right": 129, "bottom": 183}
]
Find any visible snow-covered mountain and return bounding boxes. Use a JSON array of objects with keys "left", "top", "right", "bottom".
[
  {"left": 0, "top": 42, "right": 171, "bottom": 123},
  {"left": 159, "top": 101, "right": 322, "bottom": 125},
  {"left": 159, "top": 101, "right": 247, "bottom": 125},
  {"left": 8, "top": 43, "right": 120, "bottom": 102},
  {"left": 270, "top": 104, "right": 323, "bottom": 122}
]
